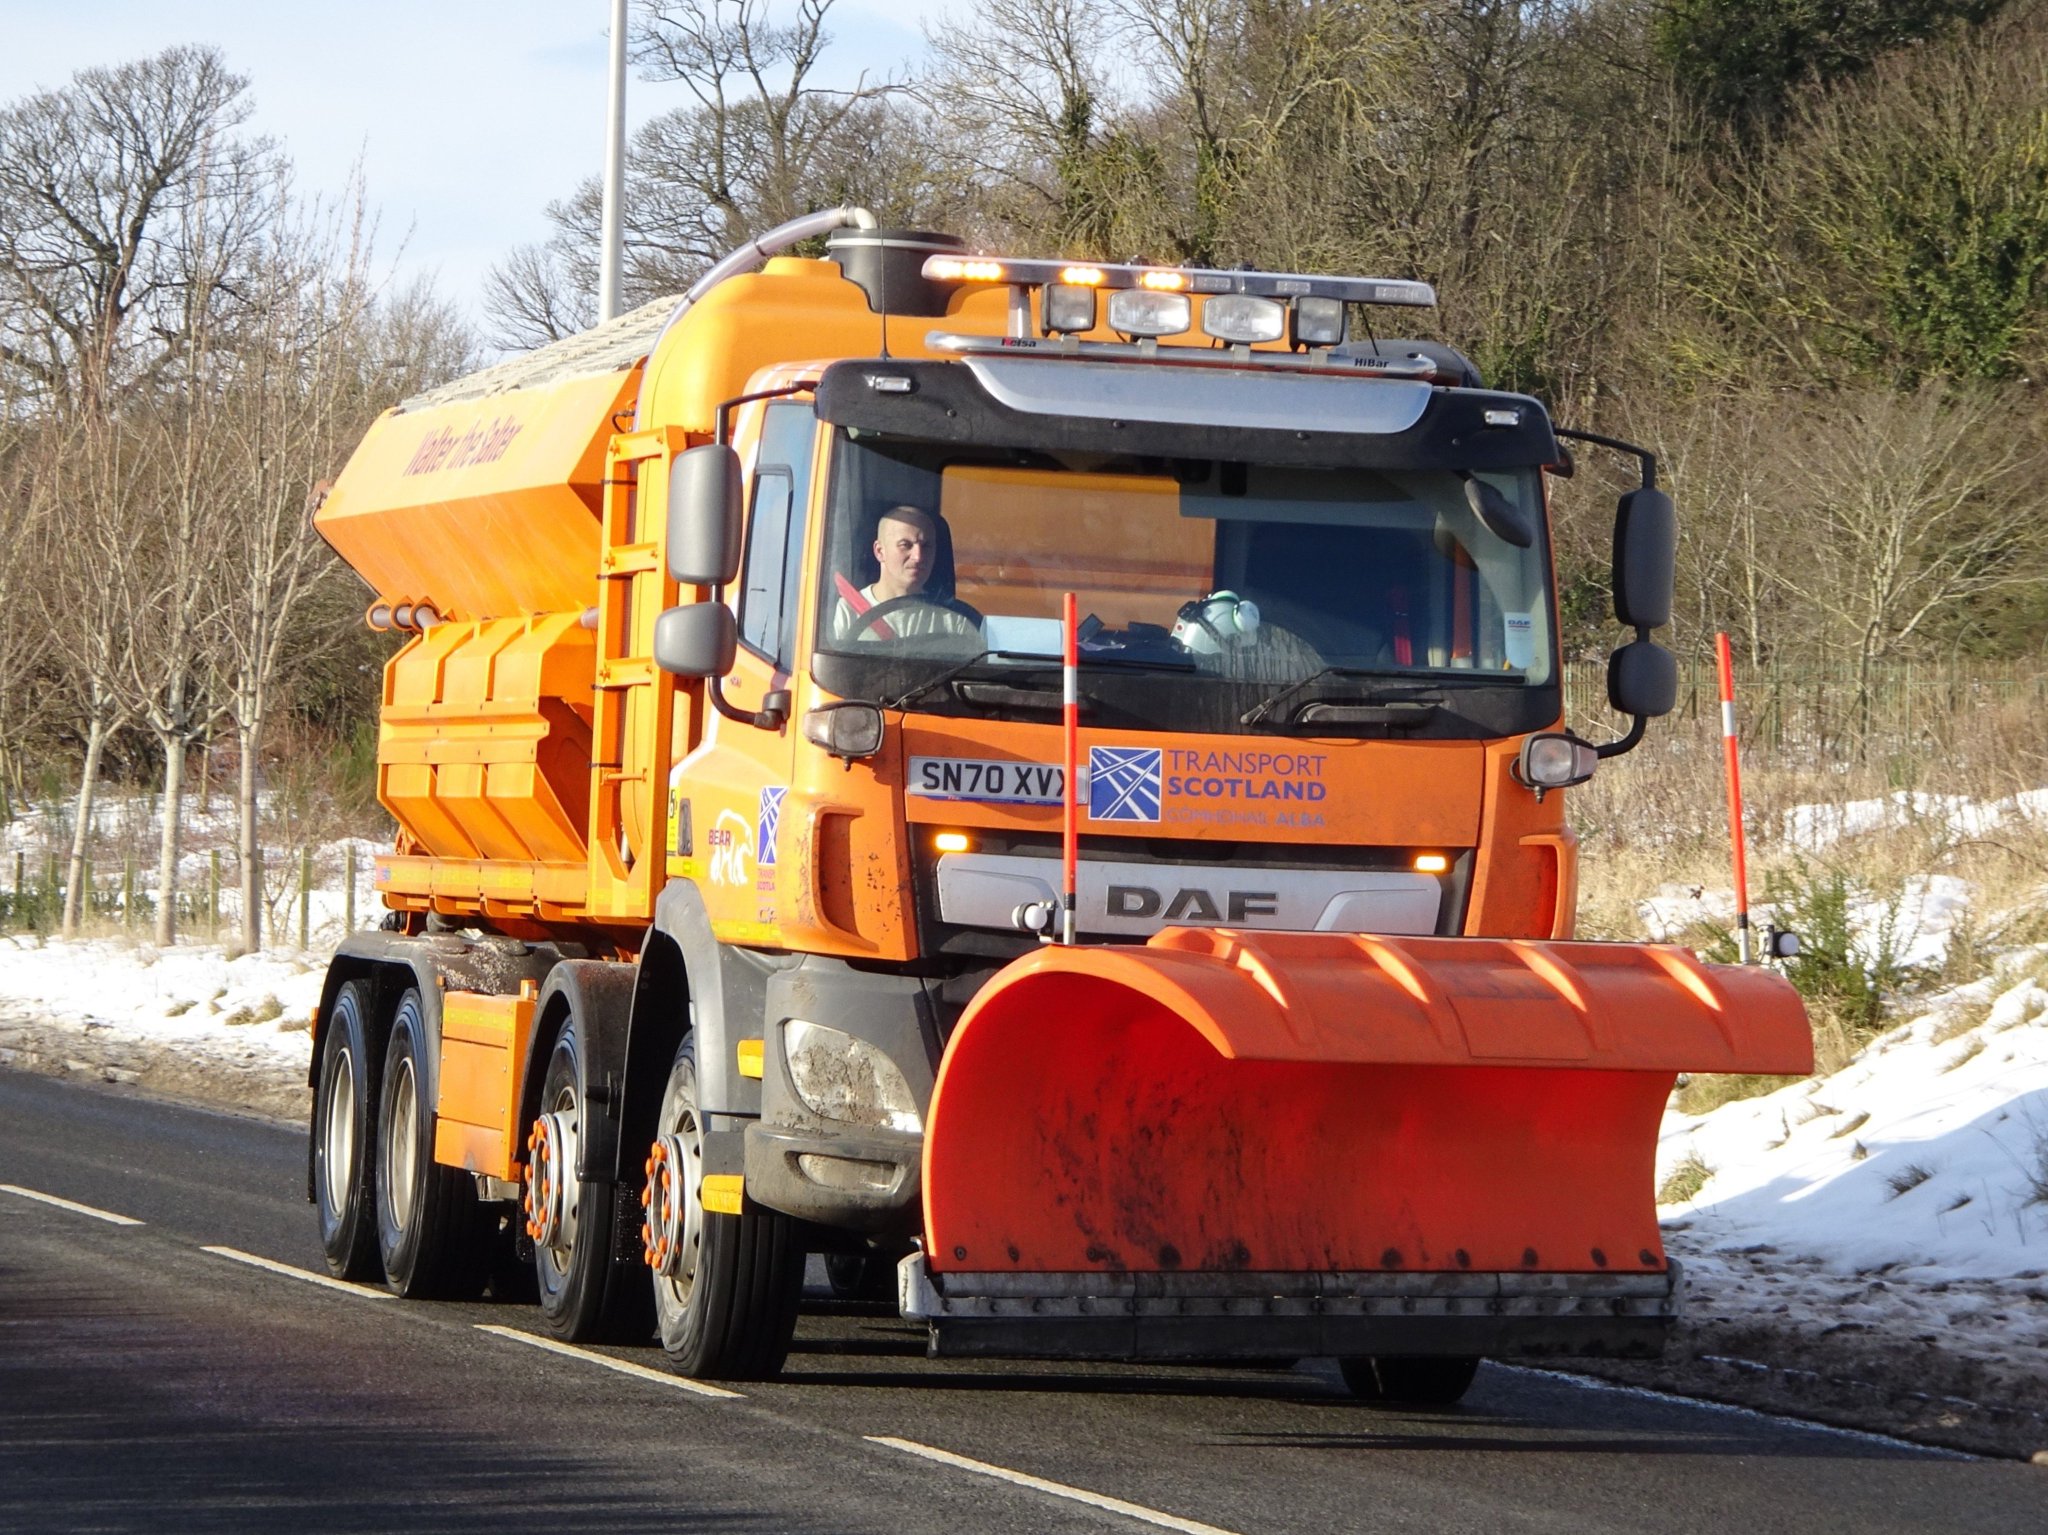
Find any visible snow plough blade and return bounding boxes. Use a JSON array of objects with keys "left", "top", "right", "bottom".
[{"left": 907, "top": 928, "right": 1810, "bottom": 1361}]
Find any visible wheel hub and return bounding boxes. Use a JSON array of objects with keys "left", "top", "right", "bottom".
[
  {"left": 524, "top": 1110, "right": 575, "bottom": 1250},
  {"left": 640, "top": 1132, "right": 699, "bottom": 1280}
]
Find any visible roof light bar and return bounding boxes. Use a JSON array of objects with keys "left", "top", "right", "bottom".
[{"left": 921, "top": 254, "right": 1435, "bottom": 309}]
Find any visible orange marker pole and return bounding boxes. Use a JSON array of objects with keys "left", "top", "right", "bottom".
[
  {"left": 1062, "top": 591, "right": 1080, "bottom": 946},
  {"left": 1716, "top": 631, "right": 1753, "bottom": 964}
]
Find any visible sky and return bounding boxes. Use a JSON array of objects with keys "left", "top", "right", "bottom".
[{"left": 1, "top": 2, "right": 939, "bottom": 318}]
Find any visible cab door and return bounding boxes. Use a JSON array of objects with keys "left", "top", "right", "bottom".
[{"left": 670, "top": 397, "right": 820, "bottom": 946}]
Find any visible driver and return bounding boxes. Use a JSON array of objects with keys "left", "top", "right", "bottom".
[{"left": 831, "top": 506, "right": 976, "bottom": 641}]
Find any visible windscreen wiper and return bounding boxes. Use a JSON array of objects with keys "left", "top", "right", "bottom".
[
  {"left": 882, "top": 651, "right": 1083, "bottom": 712},
  {"left": 1240, "top": 668, "right": 1444, "bottom": 728}
]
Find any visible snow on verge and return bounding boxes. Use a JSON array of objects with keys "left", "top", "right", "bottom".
[{"left": 0, "top": 933, "right": 322, "bottom": 1081}]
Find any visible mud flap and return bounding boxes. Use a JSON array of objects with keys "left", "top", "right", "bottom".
[{"left": 918, "top": 928, "right": 1808, "bottom": 1355}]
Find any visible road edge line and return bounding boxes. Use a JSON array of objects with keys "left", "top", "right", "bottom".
[
  {"left": 865, "top": 1435, "right": 1241, "bottom": 1535},
  {"left": 200, "top": 1245, "right": 395, "bottom": 1299},
  {"left": 474, "top": 1324, "right": 744, "bottom": 1399},
  {"left": 0, "top": 1182, "right": 143, "bottom": 1226}
]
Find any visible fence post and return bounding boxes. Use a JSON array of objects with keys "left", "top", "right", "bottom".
[
  {"left": 208, "top": 849, "right": 221, "bottom": 937},
  {"left": 299, "top": 846, "right": 313, "bottom": 949},
  {"left": 82, "top": 855, "right": 91, "bottom": 920},
  {"left": 344, "top": 844, "right": 356, "bottom": 935},
  {"left": 123, "top": 856, "right": 136, "bottom": 930}
]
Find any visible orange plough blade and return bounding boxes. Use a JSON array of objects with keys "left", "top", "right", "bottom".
[{"left": 922, "top": 929, "right": 1810, "bottom": 1284}]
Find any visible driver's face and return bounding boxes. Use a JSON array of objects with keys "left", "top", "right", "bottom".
[{"left": 873, "top": 517, "right": 933, "bottom": 599}]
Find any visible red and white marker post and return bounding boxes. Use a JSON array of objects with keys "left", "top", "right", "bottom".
[
  {"left": 1716, "top": 631, "right": 1754, "bottom": 964},
  {"left": 1061, "top": 591, "right": 1080, "bottom": 946}
]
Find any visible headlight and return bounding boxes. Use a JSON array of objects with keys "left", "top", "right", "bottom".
[{"left": 783, "top": 1020, "right": 922, "bottom": 1134}]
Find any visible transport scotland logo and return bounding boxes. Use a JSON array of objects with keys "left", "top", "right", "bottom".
[
  {"left": 757, "top": 786, "right": 786, "bottom": 866},
  {"left": 1088, "top": 746, "right": 1162, "bottom": 823}
]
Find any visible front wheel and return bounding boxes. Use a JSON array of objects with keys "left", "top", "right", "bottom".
[
  {"left": 646, "top": 1034, "right": 805, "bottom": 1379},
  {"left": 313, "top": 981, "right": 380, "bottom": 1281},
  {"left": 1339, "top": 1355, "right": 1481, "bottom": 1407}
]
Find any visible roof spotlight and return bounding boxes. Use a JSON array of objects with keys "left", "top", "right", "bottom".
[
  {"left": 1291, "top": 295, "right": 1347, "bottom": 348},
  {"left": 1201, "top": 294, "right": 1285, "bottom": 344},
  {"left": 1106, "top": 288, "right": 1191, "bottom": 338},
  {"left": 1043, "top": 282, "right": 1098, "bottom": 334}
]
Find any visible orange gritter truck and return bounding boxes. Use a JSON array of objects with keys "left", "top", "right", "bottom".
[{"left": 307, "top": 208, "right": 1810, "bottom": 1400}]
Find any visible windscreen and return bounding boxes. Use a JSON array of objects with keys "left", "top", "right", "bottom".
[{"left": 813, "top": 432, "right": 1556, "bottom": 736}]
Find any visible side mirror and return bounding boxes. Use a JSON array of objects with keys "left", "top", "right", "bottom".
[
  {"left": 1612, "top": 487, "right": 1676, "bottom": 629},
  {"left": 668, "top": 444, "right": 743, "bottom": 585},
  {"left": 1608, "top": 638, "right": 1676, "bottom": 718},
  {"left": 653, "top": 602, "right": 737, "bottom": 678},
  {"left": 1463, "top": 475, "right": 1534, "bottom": 549}
]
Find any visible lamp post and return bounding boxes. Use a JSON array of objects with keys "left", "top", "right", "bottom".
[{"left": 598, "top": 0, "right": 628, "bottom": 322}]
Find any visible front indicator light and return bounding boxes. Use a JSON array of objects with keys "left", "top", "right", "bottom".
[
  {"left": 1106, "top": 288, "right": 1191, "bottom": 337},
  {"left": 1413, "top": 853, "right": 1450, "bottom": 874},
  {"left": 933, "top": 831, "right": 972, "bottom": 854}
]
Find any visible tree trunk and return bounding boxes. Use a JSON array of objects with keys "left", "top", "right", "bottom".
[
  {"left": 62, "top": 716, "right": 109, "bottom": 936},
  {"left": 154, "top": 734, "right": 187, "bottom": 946},
  {"left": 237, "top": 710, "right": 263, "bottom": 954}
]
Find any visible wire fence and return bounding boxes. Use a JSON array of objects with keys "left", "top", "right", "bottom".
[{"left": 0, "top": 844, "right": 369, "bottom": 945}]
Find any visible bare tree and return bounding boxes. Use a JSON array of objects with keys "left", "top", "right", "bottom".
[
  {"left": 215, "top": 191, "right": 474, "bottom": 952},
  {"left": 0, "top": 46, "right": 265, "bottom": 420},
  {"left": 1774, "top": 385, "right": 2044, "bottom": 687}
]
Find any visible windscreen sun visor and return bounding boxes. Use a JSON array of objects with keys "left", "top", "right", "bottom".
[{"left": 815, "top": 358, "right": 1561, "bottom": 474}]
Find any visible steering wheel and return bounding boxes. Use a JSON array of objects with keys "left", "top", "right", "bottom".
[{"left": 846, "top": 593, "right": 984, "bottom": 643}]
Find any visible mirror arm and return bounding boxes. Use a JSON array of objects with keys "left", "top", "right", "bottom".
[
  {"left": 696, "top": 584, "right": 790, "bottom": 730},
  {"left": 1553, "top": 426, "right": 1658, "bottom": 490},
  {"left": 1592, "top": 711, "right": 1648, "bottom": 760},
  {"left": 714, "top": 380, "right": 820, "bottom": 445}
]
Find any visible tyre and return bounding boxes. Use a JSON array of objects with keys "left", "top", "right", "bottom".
[
  {"left": 528, "top": 1015, "right": 648, "bottom": 1342},
  {"left": 1339, "top": 1354, "right": 1482, "bottom": 1407},
  {"left": 313, "top": 980, "right": 381, "bottom": 1282},
  {"left": 375, "top": 989, "right": 487, "bottom": 1299},
  {"left": 824, "top": 1251, "right": 900, "bottom": 1304},
  {"left": 646, "top": 1034, "right": 805, "bottom": 1379}
]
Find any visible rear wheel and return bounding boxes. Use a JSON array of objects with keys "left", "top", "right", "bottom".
[
  {"left": 313, "top": 981, "right": 380, "bottom": 1281},
  {"left": 375, "top": 989, "right": 487, "bottom": 1299},
  {"left": 646, "top": 1034, "right": 805, "bottom": 1379},
  {"left": 1339, "top": 1355, "right": 1481, "bottom": 1407},
  {"left": 528, "top": 1016, "right": 646, "bottom": 1341}
]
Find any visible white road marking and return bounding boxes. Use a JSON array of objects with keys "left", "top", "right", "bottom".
[
  {"left": 866, "top": 1436, "right": 1242, "bottom": 1535},
  {"left": 474, "top": 1324, "right": 744, "bottom": 1399},
  {"left": 0, "top": 1182, "right": 143, "bottom": 1226},
  {"left": 200, "top": 1246, "right": 395, "bottom": 1299}
]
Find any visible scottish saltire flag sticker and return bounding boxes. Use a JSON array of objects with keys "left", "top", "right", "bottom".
[
  {"left": 757, "top": 786, "right": 786, "bottom": 866},
  {"left": 1088, "top": 746, "right": 1162, "bottom": 823}
]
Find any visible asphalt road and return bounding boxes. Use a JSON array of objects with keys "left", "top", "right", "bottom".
[{"left": 1, "top": 1067, "right": 2039, "bottom": 1534}]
